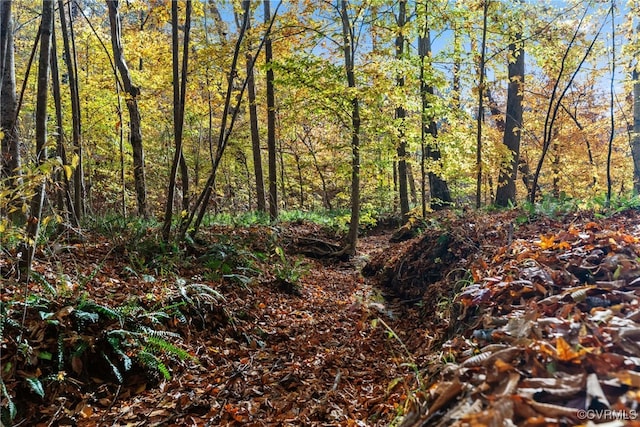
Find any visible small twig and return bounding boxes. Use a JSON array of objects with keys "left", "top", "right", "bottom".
[{"left": 331, "top": 369, "right": 342, "bottom": 392}]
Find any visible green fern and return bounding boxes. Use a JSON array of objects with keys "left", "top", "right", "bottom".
[
  {"left": 25, "top": 377, "right": 45, "bottom": 398},
  {"left": 144, "top": 335, "right": 195, "bottom": 362},
  {"left": 137, "top": 350, "right": 171, "bottom": 380},
  {"left": 0, "top": 377, "right": 17, "bottom": 424},
  {"left": 30, "top": 271, "right": 57, "bottom": 297},
  {"left": 137, "top": 325, "right": 181, "bottom": 340},
  {"left": 101, "top": 352, "right": 123, "bottom": 384},
  {"left": 77, "top": 300, "right": 121, "bottom": 321}
]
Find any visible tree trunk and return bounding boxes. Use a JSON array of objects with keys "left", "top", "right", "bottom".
[
  {"left": 419, "top": 5, "right": 452, "bottom": 213},
  {"left": 107, "top": 0, "right": 147, "bottom": 217},
  {"left": 632, "top": 69, "right": 640, "bottom": 194},
  {"left": 265, "top": 0, "right": 278, "bottom": 221},
  {"left": 340, "top": 0, "right": 360, "bottom": 257},
  {"left": 396, "top": 0, "right": 409, "bottom": 219},
  {"left": 495, "top": 34, "right": 524, "bottom": 207},
  {"left": 246, "top": 6, "right": 266, "bottom": 213},
  {"left": 20, "top": 0, "right": 53, "bottom": 273},
  {"left": 58, "top": 0, "right": 84, "bottom": 219},
  {"left": 299, "top": 129, "right": 332, "bottom": 210},
  {"left": 163, "top": 0, "right": 192, "bottom": 241},
  {"left": 50, "top": 29, "right": 76, "bottom": 223},
  {"left": 605, "top": 0, "right": 615, "bottom": 206},
  {"left": 475, "top": 0, "right": 489, "bottom": 209},
  {"left": 530, "top": 7, "right": 605, "bottom": 203},
  {"left": 0, "top": 0, "right": 24, "bottom": 222}
]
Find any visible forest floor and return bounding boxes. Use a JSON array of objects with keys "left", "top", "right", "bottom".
[{"left": 4, "top": 208, "right": 640, "bottom": 426}]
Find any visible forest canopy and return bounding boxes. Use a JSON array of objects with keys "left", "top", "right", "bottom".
[{"left": 1, "top": 0, "right": 639, "bottom": 250}]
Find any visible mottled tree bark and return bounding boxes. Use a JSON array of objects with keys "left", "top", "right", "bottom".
[
  {"left": 1, "top": 0, "right": 23, "bottom": 216},
  {"left": 107, "top": 0, "right": 147, "bottom": 217}
]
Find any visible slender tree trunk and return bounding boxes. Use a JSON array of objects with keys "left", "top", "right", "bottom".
[
  {"left": 395, "top": 0, "right": 409, "bottom": 219},
  {"left": 530, "top": 7, "right": 605, "bottom": 203},
  {"left": 0, "top": 0, "right": 25, "bottom": 223},
  {"left": 50, "top": 29, "right": 76, "bottom": 223},
  {"left": 419, "top": 5, "right": 452, "bottom": 213},
  {"left": 475, "top": 0, "right": 489, "bottom": 209},
  {"left": 188, "top": 2, "right": 251, "bottom": 235},
  {"left": 58, "top": 0, "right": 84, "bottom": 219},
  {"left": 20, "top": 0, "right": 53, "bottom": 274},
  {"left": 605, "top": 0, "right": 615, "bottom": 207},
  {"left": 265, "top": 0, "right": 278, "bottom": 221},
  {"left": 163, "top": 0, "right": 192, "bottom": 241},
  {"left": 632, "top": 69, "right": 640, "bottom": 194},
  {"left": 246, "top": 6, "right": 266, "bottom": 213},
  {"left": 300, "top": 132, "right": 332, "bottom": 210},
  {"left": 495, "top": 34, "right": 524, "bottom": 207},
  {"left": 340, "top": 0, "right": 360, "bottom": 256},
  {"left": 107, "top": 0, "right": 147, "bottom": 217},
  {"left": 182, "top": 1, "right": 280, "bottom": 238}
]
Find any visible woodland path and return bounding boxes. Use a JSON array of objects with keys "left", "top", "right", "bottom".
[
  {"left": 12, "top": 227, "right": 425, "bottom": 427},
  {"left": 91, "top": 231, "right": 418, "bottom": 426}
]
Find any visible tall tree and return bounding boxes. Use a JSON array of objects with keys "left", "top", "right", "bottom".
[
  {"left": 475, "top": 0, "right": 489, "bottom": 208},
  {"left": 58, "top": 0, "right": 84, "bottom": 219},
  {"left": 265, "top": 0, "right": 278, "bottom": 220},
  {"left": 495, "top": 27, "right": 524, "bottom": 207},
  {"left": 339, "top": 0, "right": 361, "bottom": 256},
  {"left": 50, "top": 26, "right": 76, "bottom": 223},
  {"left": 419, "top": 1, "right": 452, "bottom": 213},
  {"left": 246, "top": 3, "right": 266, "bottom": 213},
  {"left": 605, "top": 0, "right": 615, "bottom": 206},
  {"left": 0, "top": 0, "right": 23, "bottom": 220},
  {"left": 107, "top": 0, "right": 147, "bottom": 217},
  {"left": 395, "top": 0, "right": 409, "bottom": 219},
  {"left": 21, "top": 0, "right": 53, "bottom": 273},
  {"left": 183, "top": 1, "right": 281, "bottom": 237},
  {"left": 632, "top": 70, "right": 640, "bottom": 194},
  {"left": 163, "top": 0, "right": 192, "bottom": 241}
]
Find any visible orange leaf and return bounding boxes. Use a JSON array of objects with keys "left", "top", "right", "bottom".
[
  {"left": 537, "top": 235, "right": 555, "bottom": 250},
  {"left": 555, "top": 337, "right": 583, "bottom": 362}
]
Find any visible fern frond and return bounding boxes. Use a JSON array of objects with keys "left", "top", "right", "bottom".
[
  {"left": 138, "top": 310, "right": 171, "bottom": 324},
  {"left": 0, "top": 377, "right": 17, "bottom": 422},
  {"left": 31, "top": 271, "right": 57, "bottom": 297},
  {"left": 185, "top": 283, "right": 225, "bottom": 302},
  {"left": 144, "top": 335, "right": 195, "bottom": 362},
  {"left": 74, "top": 310, "right": 99, "bottom": 324},
  {"left": 137, "top": 325, "right": 180, "bottom": 340},
  {"left": 137, "top": 350, "right": 171, "bottom": 379},
  {"left": 101, "top": 352, "right": 123, "bottom": 384},
  {"left": 25, "top": 377, "right": 45, "bottom": 398},
  {"left": 77, "top": 300, "right": 121, "bottom": 320}
]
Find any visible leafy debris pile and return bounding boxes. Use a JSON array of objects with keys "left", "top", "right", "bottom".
[{"left": 389, "top": 209, "right": 640, "bottom": 426}]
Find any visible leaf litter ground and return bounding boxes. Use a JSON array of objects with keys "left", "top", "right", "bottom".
[{"left": 5, "top": 209, "right": 640, "bottom": 426}]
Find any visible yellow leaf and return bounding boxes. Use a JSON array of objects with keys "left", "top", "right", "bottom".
[
  {"left": 63, "top": 165, "right": 73, "bottom": 181},
  {"left": 555, "top": 337, "right": 586, "bottom": 362},
  {"left": 71, "top": 153, "right": 79, "bottom": 168}
]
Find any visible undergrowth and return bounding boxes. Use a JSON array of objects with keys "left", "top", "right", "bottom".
[{"left": 0, "top": 275, "right": 223, "bottom": 425}]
